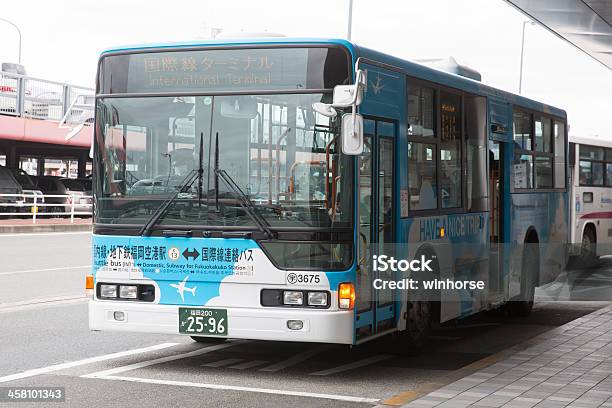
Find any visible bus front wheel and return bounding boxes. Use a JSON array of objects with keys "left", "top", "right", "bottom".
[
  {"left": 401, "top": 248, "right": 439, "bottom": 349},
  {"left": 190, "top": 336, "right": 227, "bottom": 344},
  {"left": 506, "top": 244, "right": 537, "bottom": 317},
  {"left": 403, "top": 299, "right": 435, "bottom": 348}
]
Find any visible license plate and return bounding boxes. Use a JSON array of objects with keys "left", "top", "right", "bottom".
[{"left": 178, "top": 308, "right": 228, "bottom": 336}]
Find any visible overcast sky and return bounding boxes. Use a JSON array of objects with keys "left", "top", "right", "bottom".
[{"left": 1, "top": 0, "right": 610, "bottom": 137}]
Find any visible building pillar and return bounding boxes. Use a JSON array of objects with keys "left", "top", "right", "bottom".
[
  {"left": 7, "top": 145, "right": 17, "bottom": 168},
  {"left": 78, "top": 152, "right": 87, "bottom": 178},
  {"left": 38, "top": 158, "right": 45, "bottom": 176}
]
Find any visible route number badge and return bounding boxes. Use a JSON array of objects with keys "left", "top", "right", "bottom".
[{"left": 168, "top": 247, "right": 181, "bottom": 261}]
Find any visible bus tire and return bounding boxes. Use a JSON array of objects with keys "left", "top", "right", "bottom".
[
  {"left": 401, "top": 248, "right": 439, "bottom": 349},
  {"left": 190, "top": 336, "right": 227, "bottom": 344},
  {"left": 403, "top": 299, "right": 434, "bottom": 348},
  {"left": 579, "top": 227, "right": 596, "bottom": 265},
  {"left": 507, "top": 244, "right": 537, "bottom": 317}
]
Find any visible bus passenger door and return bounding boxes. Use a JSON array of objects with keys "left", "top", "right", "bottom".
[
  {"left": 376, "top": 124, "right": 396, "bottom": 332},
  {"left": 356, "top": 118, "right": 396, "bottom": 340},
  {"left": 488, "top": 140, "right": 506, "bottom": 302}
]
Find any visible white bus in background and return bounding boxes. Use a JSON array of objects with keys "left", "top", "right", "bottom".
[{"left": 570, "top": 136, "right": 612, "bottom": 262}]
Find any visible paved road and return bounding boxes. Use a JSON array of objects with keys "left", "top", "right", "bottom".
[
  {"left": 1, "top": 300, "right": 608, "bottom": 408},
  {"left": 537, "top": 255, "right": 612, "bottom": 302},
  {"left": 0, "top": 233, "right": 610, "bottom": 408},
  {"left": 0, "top": 232, "right": 91, "bottom": 304}
]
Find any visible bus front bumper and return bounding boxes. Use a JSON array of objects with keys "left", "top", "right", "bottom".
[{"left": 88, "top": 300, "right": 354, "bottom": 344}]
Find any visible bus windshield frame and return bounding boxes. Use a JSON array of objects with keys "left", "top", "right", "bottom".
[{"left": 93, "top": 45, "right": 355, "bottom": 235}]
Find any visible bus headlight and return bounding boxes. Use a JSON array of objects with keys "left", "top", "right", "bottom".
[
  {"left": 307, "top": 291, "right": 328, "bottom": 306},
  {"left": 96, "top": 283, "right": 155, "bottom": 302},
  {"left": 119, "top": 285, "right": 138, "bottom": 299},
  {"left": 100, "top": 284, "right": 118, "bottom": 299},
  {"left": 283, "top": 291, "right": 304, "bottom": 305}
]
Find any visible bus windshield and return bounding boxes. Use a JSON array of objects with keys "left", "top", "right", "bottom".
[{"left": 95, "top": 93, "right": 353, "bottom": 231}]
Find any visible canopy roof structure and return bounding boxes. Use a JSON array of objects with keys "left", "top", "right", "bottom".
[{"left": 505, "top": 0, "right": 612, "bottom": 71}]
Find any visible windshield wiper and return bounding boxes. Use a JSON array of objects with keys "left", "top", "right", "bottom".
[
  {"left": 137, "top": 169, "right": 198, "bottom": 236},
  {"left": 139, "top": 132, "right": 205, "bottom": 236},
  {"left": 213, "top": 132, "right": 274, "bottom": 239}
]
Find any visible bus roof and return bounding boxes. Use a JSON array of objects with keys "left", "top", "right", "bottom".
[
  {"left": 99, "top": 37, "right": 566, "bottom": 119},
  {"left": 99, "top": 37, "right": 356, "bottom": 57},
  {"left": 570, "top": 135, "right": 612, "bottom": 148},
  {"left": 353, "top": 45, "right": 566, "bottom": 118}
]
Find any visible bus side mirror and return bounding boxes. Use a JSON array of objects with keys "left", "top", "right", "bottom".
[
  {"left": 332, "top": 69, "right": 366, "bottom": 107},
  {"left": 341, "top": 113, "right": 363, "bottom": 155},
  {"left": 312, "top": 69, "right": 367, "bottom": 118},
  {"left": 333, "top": 84, "right": 362, "bottom": 107}
]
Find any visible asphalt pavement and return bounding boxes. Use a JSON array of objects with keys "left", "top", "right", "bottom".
[
  {"left": 0, "top": 232, "right": 91, "bottom": 304},
  {"left": 0, "top": 232, "right": 610, "bottom": 408}
]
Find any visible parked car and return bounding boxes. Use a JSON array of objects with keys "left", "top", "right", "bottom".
[
  {"left": 0, "top": 166, "right": 24, "bottom": 215},
  {"left": 34, "top": 176, "right": 91, "bottom": 216},
  {"left": 4, "top": 167, "right": 45, "bottom": 205},
  {"left": 76, "top": 177, "right": 92, "bottom": 196},
  {"left": 129, "top": 175, "right": 184, "bottom": 196}
]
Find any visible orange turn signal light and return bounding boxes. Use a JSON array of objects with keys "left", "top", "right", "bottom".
[
  {"left": 338, "top": 283, "right": 355, "bottom": 310},
  {"left": 85, "top": 274, "right": 94, "bottom": 290}
]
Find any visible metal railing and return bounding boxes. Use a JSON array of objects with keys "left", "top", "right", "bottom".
[
  {"left": 0, "top": 70, "right": 94, "bottom": 124},
  {"left": 0, "top": 193, "right": 92, "bottom": 223}
]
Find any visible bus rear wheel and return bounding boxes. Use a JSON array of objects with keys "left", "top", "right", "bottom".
[
  {"left": 190, "top": 336, "right": 227, "bottom": 344},
  {"left": 579, "top": 228, "right": 596, "bottom": 265}
]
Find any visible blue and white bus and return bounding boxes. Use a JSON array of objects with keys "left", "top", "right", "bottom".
[{"left": 88, "top": 38, "right": 569, "bottom": 346}]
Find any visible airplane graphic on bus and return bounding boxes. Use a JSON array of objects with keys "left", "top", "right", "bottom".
[{"left": 170, "top": 276, "right": 197, "bottom": 302}]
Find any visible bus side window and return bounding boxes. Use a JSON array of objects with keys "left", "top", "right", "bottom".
[
  {"left": 465, "top": 95, "right": 488, "bottom": 211},
  {"left": 407, "top": 82, "right": 437, "bottom": 212},
  {"left": 408, "top": 142, "right": 437, "bottom": 210},
  {"left": 439, "top": 91, "right": 462, "bottom": 208}
]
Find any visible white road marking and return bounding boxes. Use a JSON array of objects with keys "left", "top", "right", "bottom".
[
  {"left": 229, "top": 360, "right": 269, "bottom": 370},
  {"left": 309, "top": 355, "right": 392, "bottom": 376},
  {"left": 0, "top": 265, "right": 91, "bottom": 276},
  {"left": 93, "top": 375, "right": 380, "bottom": 403},
  {"left": 83, "top": 341, "right": 244, "bottom": 378},
  {"left": 0, "top": 231, "right": 91, "bottom": 238},
  {"left": 0, "top": 343, "right": 179, "bottom": 384},
  {"left": 0, "top": 295, "right": 87, "bottom": 313},
  {"left": 258, "top": 345, "right": 330, "bottom": 372},
  {"left": 201, "top": 358, "right": 244, "bottom": 368}
]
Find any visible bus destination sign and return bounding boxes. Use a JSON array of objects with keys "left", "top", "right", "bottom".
[{"left": 125, "top": 48, "right": 309, "bottom": 93}]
